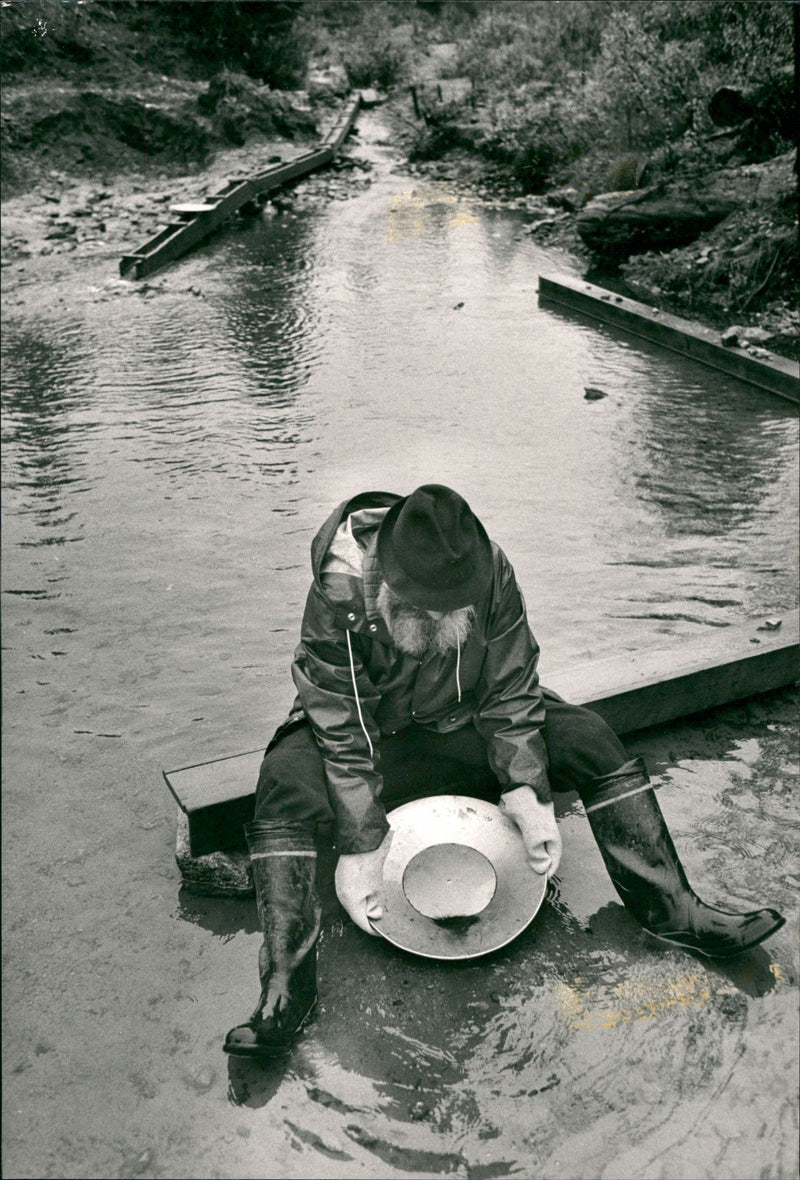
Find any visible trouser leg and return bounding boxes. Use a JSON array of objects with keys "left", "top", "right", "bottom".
[
  {"left": 422, "top": 698, "right": 785, "bottom": 958},
  {"left": 536, "top": 700, "right": 785, "bottom": 956},
  {"left": 251, "top": 699, "right": 632, "bottom": 837},
  {"left": 253, "top": 719, "right": 501, "bottom": 829}
]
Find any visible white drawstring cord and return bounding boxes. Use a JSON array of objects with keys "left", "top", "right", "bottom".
[
  {"left": 346, "top": 628, "right": 374, "bottom": 760},
  {"left": 456, "top": 635, "right": 462, "bottom": 703}
]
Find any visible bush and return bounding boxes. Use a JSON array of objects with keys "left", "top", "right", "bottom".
[
  {"left": 456, "top": 2, "right": 614, "bottom": 89},
  {"left": 337, "top": 6, "right": 408, "bottom": 89},
  {"left": 589, "top": 9, "right": 705, "bottom": 151},
  {"left": 160, "top": 0, "right": 308, "bottom": 87},
  {"left": 440, "top": 0, "right": 795, "bottom": 188},
  {"left": 644, "top": 0, "right": 794, "bottom": 80}
]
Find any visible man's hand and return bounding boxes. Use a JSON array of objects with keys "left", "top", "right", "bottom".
[
  {"left": 335, "top": 830, "right": 393, "bottom": 935},
  {"left": 499, "top": 787, "right": 562, "bottom": 878}
]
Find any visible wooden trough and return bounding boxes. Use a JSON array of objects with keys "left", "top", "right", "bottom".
[
  {"left": 120, "top": 95, "right": 361, "bottom": 280},
  {"left": 538, "top": 273, "right": 799, "bottom": 403},
  {"left": 164, "top": 613, "right": 799, "bottom": 862}
]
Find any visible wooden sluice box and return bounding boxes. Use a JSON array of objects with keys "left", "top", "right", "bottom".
[
  {"left": 164, "top": 747, "right": 266, "bottom": 857},
  {"left": 164, "top": 613, "right": 799, "bottom": 860}
]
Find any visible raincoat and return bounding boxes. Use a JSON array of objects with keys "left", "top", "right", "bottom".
[{"left": 281, "top": 491, "right": 551, "bottom": 854}]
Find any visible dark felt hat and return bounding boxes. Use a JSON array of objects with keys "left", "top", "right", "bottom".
[{"left": 376, "top": 484, "right": 493, "bottom": 611}]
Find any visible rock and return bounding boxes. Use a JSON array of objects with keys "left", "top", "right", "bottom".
[
  {"left": 524, "top": 214, "right": 567, "bottom": 234},
  {"left": 546, "top": 185, "right": 591, "bottom": 212},
  {"left": 721, "top": 324, "right": 773, "bottom": 348},
  {"left": 184, "top": 1065, "right": 215, "bottom": 1093},
  {"left": 577, "top": 189, "right": 736, "bottom": 261},
  {"left": 605, "top": 154, "right": 650, "bottom": 192},
  {"left": 119, "top": 1149, "right": 155, "bottom": 1178},
  {"left": 306, "top": 65, "right": 349, "bottom": 102},
  {"left": 708, "top": 66, "right": 795, "bottom": 159},
  {"left": 174, "top": 811, "right": 253, "bottom": 897},
  {"left": 742, "top": 325, "right": 773, "bottom": 344},
  {"left": 359, "top": 88, "right": 387, "bottom": 110}
]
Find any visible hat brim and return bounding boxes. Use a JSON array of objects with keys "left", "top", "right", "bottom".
[
  {"left": 376, "top": 497, "right": 494, "bottom": 611},
  {"left": 369, "top": 795, "right": 547, "bottom": 961}
]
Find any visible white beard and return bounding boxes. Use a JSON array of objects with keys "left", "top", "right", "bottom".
[{"left": 376, "top": 582, "right": 475, "bottom": 658}]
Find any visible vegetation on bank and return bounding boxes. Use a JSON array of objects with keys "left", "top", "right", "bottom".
[
  {"left": 1, "top": 0, "right": 797, "bottom": 348},
  {"left": 4, "top": 3, "right": 792, "bottom": 160},
  {"left": 419, "top": 2, "right": 794, "bottom": 187}
]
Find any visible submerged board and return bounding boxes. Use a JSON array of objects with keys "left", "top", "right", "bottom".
[{"left": 164, "top": 613, "right": 799, "bottom": 858}]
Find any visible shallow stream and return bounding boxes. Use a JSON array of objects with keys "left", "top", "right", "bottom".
[{"left": 2, "top": 111, "right": 798, "bottom": 1180}]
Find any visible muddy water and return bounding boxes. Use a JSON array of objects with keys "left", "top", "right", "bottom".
[{"left": 2, "top": 113, "right": 798, "bottom": 1179}]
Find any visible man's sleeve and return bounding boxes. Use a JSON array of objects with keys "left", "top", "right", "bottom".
[
  {"left": 291, "top": 584, "right": 390, "bottom": 854},
  {"left": 474, "top": 553, "right": 551, "bottom": 803}
]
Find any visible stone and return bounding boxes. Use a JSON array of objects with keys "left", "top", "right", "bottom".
[
  {"left": 306, "top": 65, "right": 349, "bottom": 101},
  {"left": 577, "top": 189, "right": 736, "bottom": 260},
  {"left": 546, "top": 185, "right": 591, "bottom": 212},
  {"left": 721, "top": 324, "right": 773, "bottom": 348}
]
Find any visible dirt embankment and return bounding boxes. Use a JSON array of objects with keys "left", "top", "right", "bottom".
[{"left": 0, "top": 60, "right": 367, "bottom": 297}]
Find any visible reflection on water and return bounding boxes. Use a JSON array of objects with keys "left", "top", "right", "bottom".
[{"left": 3, "top": 128, "right": 797, "bottom": 682}]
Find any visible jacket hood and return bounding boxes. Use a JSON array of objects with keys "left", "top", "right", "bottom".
[{"left": 310, "top": 490, "right": 400, "bottom": 590}]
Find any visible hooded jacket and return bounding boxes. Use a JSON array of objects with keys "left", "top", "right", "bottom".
[{"left": 285, "top": 491, "right": 551, "bottom": 854}]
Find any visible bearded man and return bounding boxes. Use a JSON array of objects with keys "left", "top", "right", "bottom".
[{"left": 224, "top": 485, "right": 784, "bottom": 1059}]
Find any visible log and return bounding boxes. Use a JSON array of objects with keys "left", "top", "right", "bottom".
[{"left": 576, "top": 188, "right": 735, "bottom": 260}]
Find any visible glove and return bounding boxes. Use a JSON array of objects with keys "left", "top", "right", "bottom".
[
  {"left": 499, "top": 787, "right": 562, "bottom": 878},
  {"left": 334, "top": 830, "right": 393, "bottom": 935}
]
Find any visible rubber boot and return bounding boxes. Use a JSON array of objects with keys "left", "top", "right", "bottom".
[
  {"left": 224, "top": 820, "right": 321, "bottom": 1058},
  {"left": 583, "top": 757, "right": 785, "bottom": 959}
]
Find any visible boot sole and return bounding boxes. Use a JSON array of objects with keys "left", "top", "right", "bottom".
[
  {"left": 645, "top": 914, "right": 786, "bottom": 959},
  {"left": 223, "top": 1000, "right": 317, "bottom": 1059}
]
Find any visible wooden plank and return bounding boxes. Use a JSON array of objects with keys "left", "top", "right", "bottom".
[
  {"left": 127, "top": 218, "right": 222, "bottom": 279},
  {"left": 164, "top": 748, "right": 266, "bottom": 857},
  {"left": 164, "top": 613, "right": 799, "bottom": 857},
  {"left": 548, "top": 613, "right": 799, "bottom": 733},
  {"left": 120, "top": 97, "right": 360, "bottom": 280},
  {"left": 538, "top": 273, "right": 799, "bottom": 402}
]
